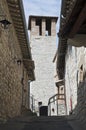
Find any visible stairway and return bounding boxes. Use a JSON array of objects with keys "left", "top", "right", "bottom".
[{"left": 0, "top": 115, "right": 85, "bottom": 130}]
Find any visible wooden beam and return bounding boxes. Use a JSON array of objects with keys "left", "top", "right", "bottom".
[{"left": 69, "top": 3, "right": 86, "bottom": 38}]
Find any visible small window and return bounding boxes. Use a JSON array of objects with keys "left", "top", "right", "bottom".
[
  {"left": 80, "top": 65, "right": 84, "bottom": 83},
  {"left": 46, "top": 19, "right": 51, "bottom": 36},
  {"left": 38, "top": 102, "right": 42, "bottom": 106},
  {"left": 36, "top": 18, "right": 42, "bottom": 35}
]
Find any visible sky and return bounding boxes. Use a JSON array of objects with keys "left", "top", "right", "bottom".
[
  {"left": 23, "top": 0, "right": 61, "bottom": 16},
  {"left": 23, "top": 0, "right": 62, "bottom": 45}
]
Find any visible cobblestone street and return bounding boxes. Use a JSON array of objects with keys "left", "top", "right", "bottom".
[{"left": 0, "top": 116, "right": 85, "bottom": 130}]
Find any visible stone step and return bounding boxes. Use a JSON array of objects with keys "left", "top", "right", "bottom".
[
  {"left": 30, "top": 116, "right": 68, "bottom": 122},
  {"left": 21, "top": 106, "right": 37, "bottom": 116}
]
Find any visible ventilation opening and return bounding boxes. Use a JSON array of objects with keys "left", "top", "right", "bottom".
[{"left": 36, "top": 18, "right": 42, "bottom": 35}]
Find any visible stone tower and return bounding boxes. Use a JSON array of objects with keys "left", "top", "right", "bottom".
[{"left": 28, "top": 15, "right": 58, "bottom": 111}]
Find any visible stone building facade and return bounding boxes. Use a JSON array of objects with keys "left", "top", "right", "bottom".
[
  {"left": 57, "top": 0, "right": 86, "bottom": 125},
  {"left": 65, "top": 46, "right": 86, "bottom": 116},
  {"left": 28, "top": 16, "right": 58, "bottom": 114},
  {"left": 0, "top": 0, "right": 35, "bottom": 119}
]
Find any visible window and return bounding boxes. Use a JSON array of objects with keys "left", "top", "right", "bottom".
[
  {"left": 79, "top": 65, "right": 84, "bottom": 83},
  {"left": 36, "top": 18, "right": 42, "bottom": 35},
  {"left": 46, "top": 19, "right": 51, "bottom": 36},
  {"left": 38, "top": 102, "right": 42, "bottom": 106}
]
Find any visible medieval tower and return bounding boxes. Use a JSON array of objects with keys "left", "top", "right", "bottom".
[{"left": 28, "top": 16, "right": 58, "bottom": 112}]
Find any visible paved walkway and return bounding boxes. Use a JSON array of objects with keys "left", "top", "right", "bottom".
[{"left": 0, "top": 116, "right": 85, "bottom": 130}]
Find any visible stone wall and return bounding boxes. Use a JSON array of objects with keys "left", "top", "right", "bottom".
[
  {"left": 65, "top": 46, "right": 78, "bottom": 114},
  {"left": 30, "top": 35, "right": 57, "bottom": 108},
  {"left": 65, "top": 45, "right": 86, "bottom": 124},
  {"left": 51, "top": 19, "right": 56, "bottom": 36},
  {"left": 0, "top": 0, "right": 30, "bottom": 119},
  {"left": 42, "top": 19, "right": 46, "bottom": 36}
]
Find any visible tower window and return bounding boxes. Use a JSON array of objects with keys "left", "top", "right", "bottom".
[
  {"left": 36, "top": 18, "right": 42, "bottom": 35},
  {"left": 46, "top": 19, "right": 51, "bottom": 36}
]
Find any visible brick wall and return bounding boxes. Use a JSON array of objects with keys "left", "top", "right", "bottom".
[{"left": 0, "top": 0, "right": 30, "bottom": 119}]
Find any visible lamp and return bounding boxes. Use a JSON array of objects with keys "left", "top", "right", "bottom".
[
  {"left": 0, "top": 18, "right": 11, "bottom": 29},
  {"left": 0, "top": 14, "right": 11, "bottom": 29}
]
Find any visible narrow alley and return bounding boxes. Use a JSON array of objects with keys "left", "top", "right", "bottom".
[
  {"left": 0, "top": 0, "right": 86, "bottom": 130},
  {"left": 0, "top": 116, "right": 85, "bottom": 130}
]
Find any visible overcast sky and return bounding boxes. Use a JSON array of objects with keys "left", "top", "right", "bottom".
[{"left": 23, "top": 0, "right": 61, "bottom": 45}]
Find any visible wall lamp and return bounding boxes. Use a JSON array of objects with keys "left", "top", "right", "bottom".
[
  {"left": 0, "top": 15, "right": 11, "bottom": 29},
  {"left": 0, "top": 19, "right": 11, "bottom": 29}
]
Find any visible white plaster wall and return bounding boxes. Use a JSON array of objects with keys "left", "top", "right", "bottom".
[{"left": 65, "top": 45, "right": 86, "bottom": 115}]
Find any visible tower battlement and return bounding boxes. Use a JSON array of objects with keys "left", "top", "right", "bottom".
[{"left": 28, "top": 15, "right": 58, "bottom": 36}]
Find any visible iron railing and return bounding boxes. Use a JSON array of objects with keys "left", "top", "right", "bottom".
[{"left": 48, "top": 93, "right": 66, "bottom": 116}]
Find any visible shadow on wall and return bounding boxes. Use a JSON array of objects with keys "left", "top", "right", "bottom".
[{"left": 70, "top": 70, "right": 86, "bottom": 125}]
